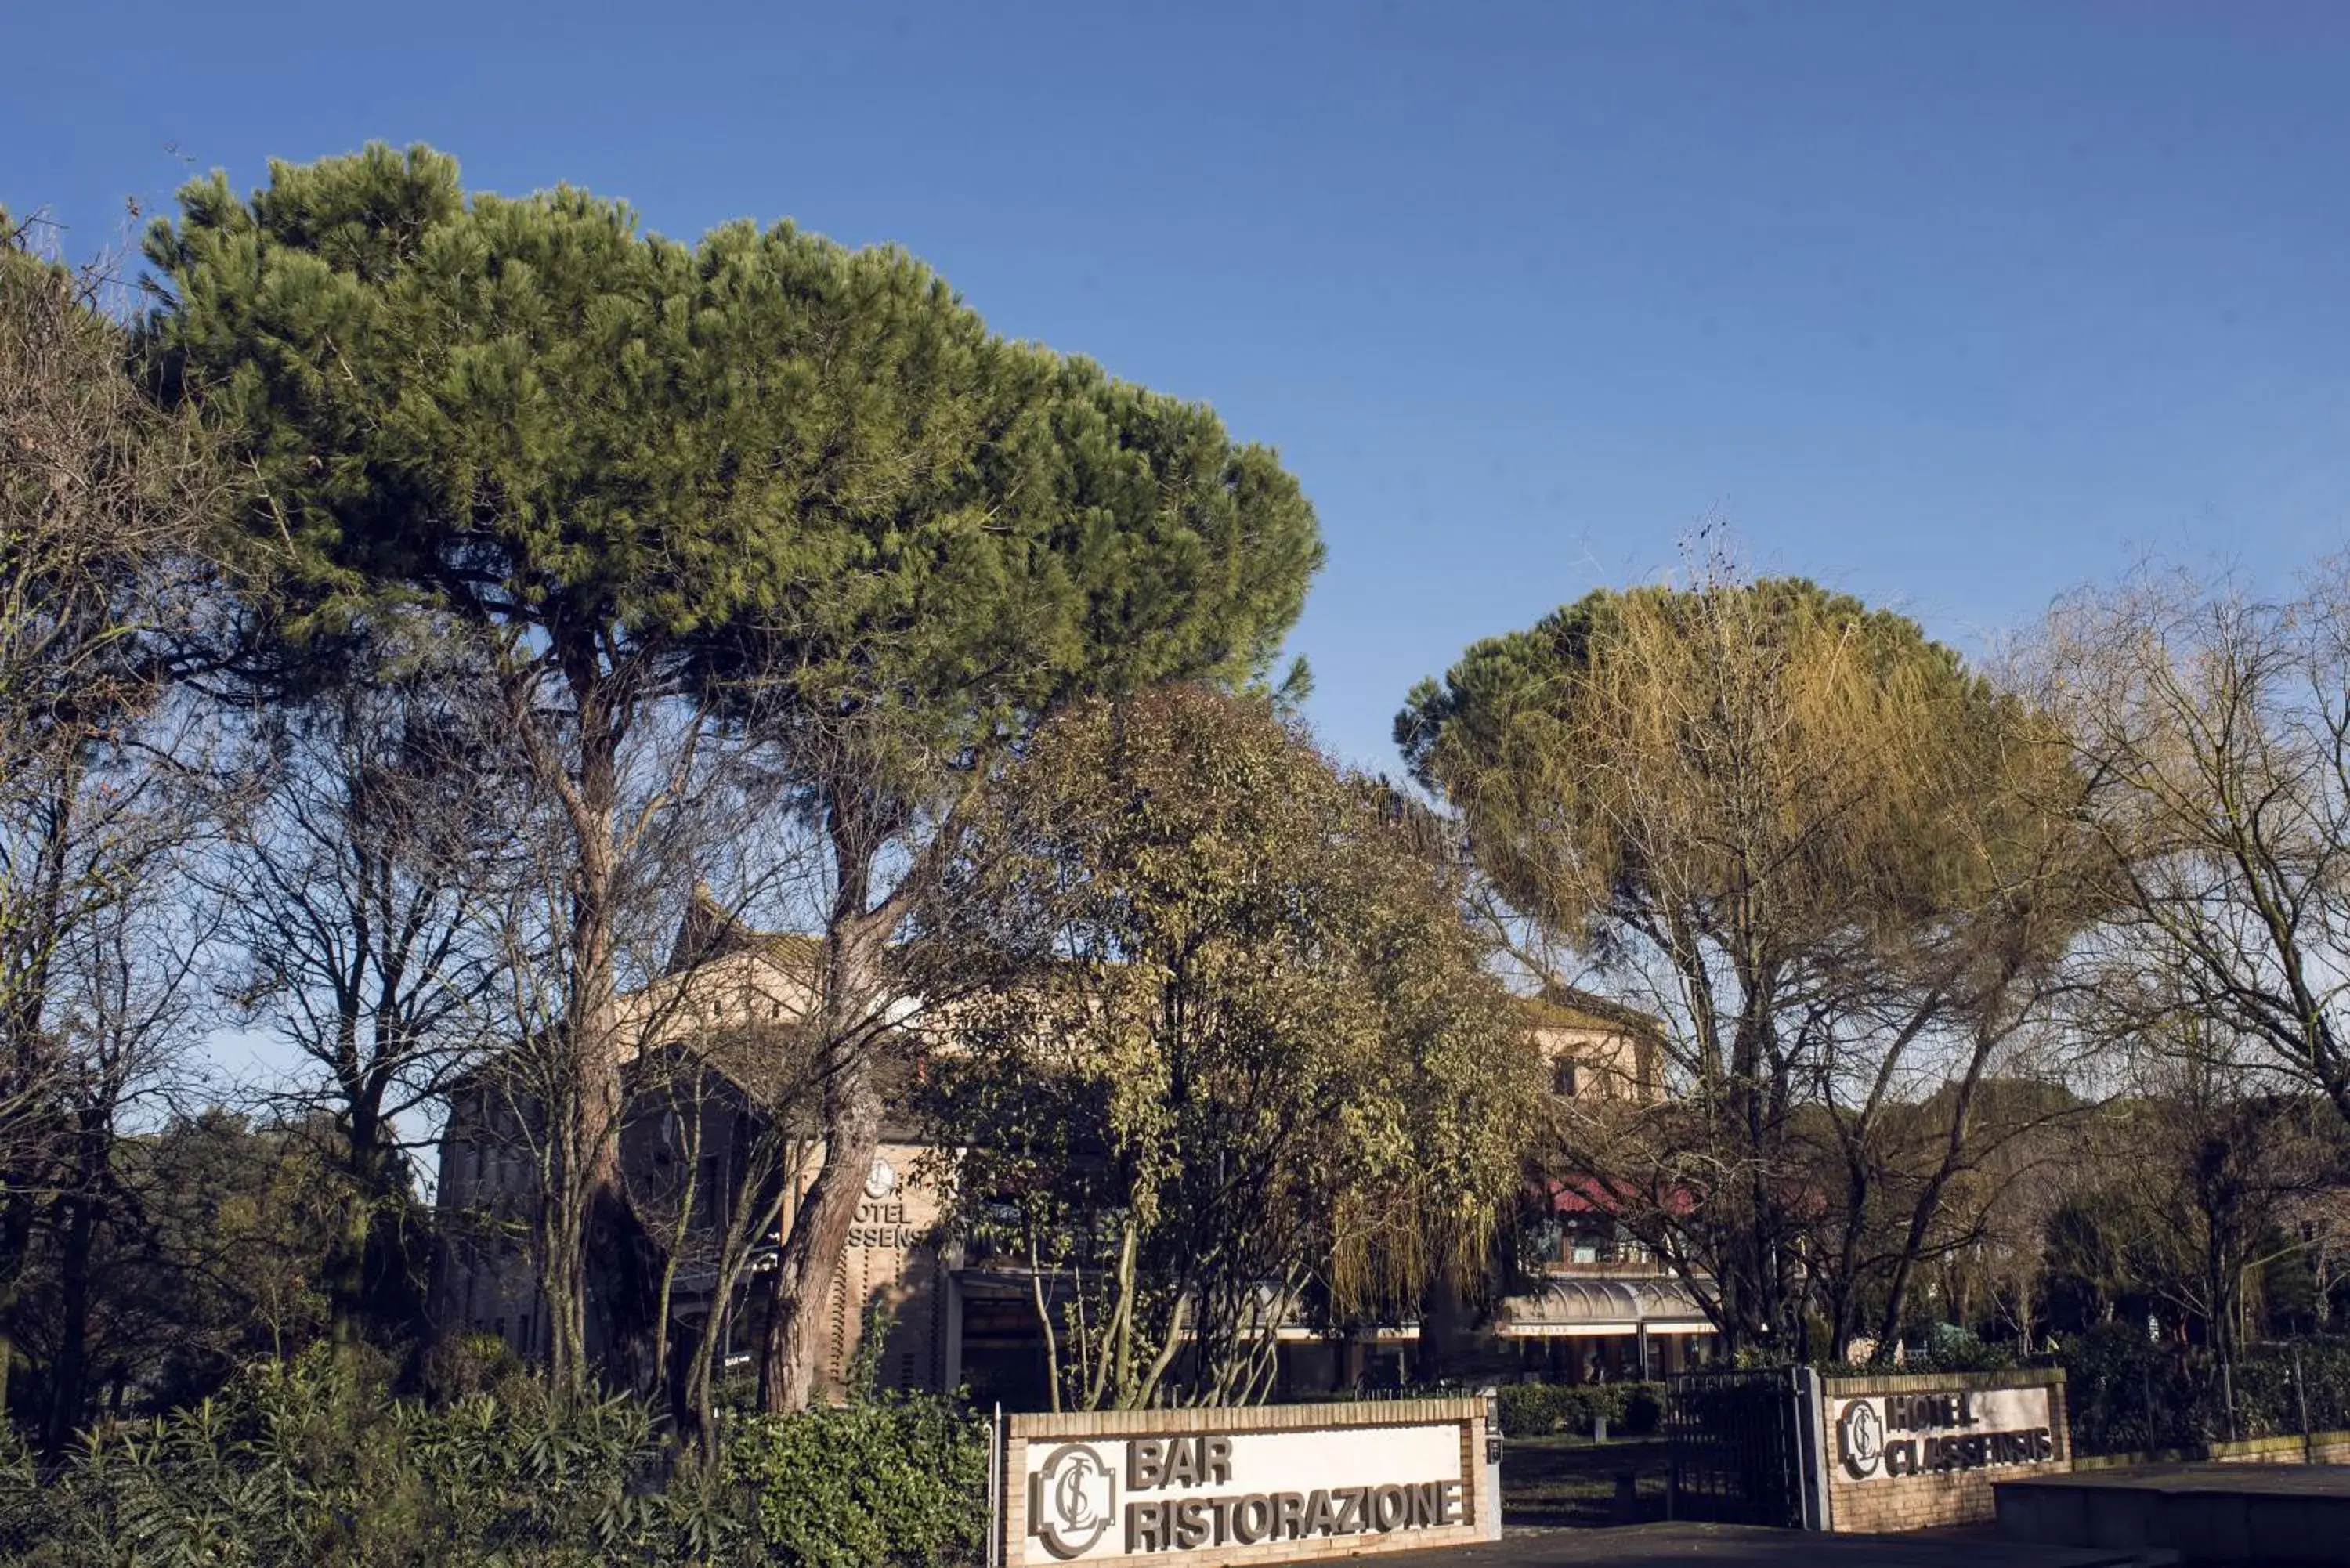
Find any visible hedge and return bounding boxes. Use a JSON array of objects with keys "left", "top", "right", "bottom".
[
  {"left": 728, "top": 1395, "right": 987, "bottom": 1567},
  {"left": 1495, "top": 1380, "right": 1665, "bottom": 1437},
  {"left": 2056, "top": 1326, "right": 2350, "bottom": 1457}
]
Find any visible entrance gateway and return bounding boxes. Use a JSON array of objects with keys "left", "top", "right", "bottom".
[
  {"left": 1665, "top": 1366, "right": 2072, "bottom": 1534},
  {"left": 992, "top": 1396, "right": 1499, "bottom": 1565}
]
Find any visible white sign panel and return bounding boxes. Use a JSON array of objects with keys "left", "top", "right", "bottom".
[
  {"left": 1829, "top": 1385, "right": 2058, "bottom": 1483},
  {"left": 1021, "top": 1422, "right": 1469, "bottom": 1562}
]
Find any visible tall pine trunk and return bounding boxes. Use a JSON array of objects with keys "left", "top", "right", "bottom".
[
  {"left": 759, "top": 821, "right": 891, "bottom": 1413},
  {"left": 524, "top": 636, "right": 652, "bottom": 1400}
]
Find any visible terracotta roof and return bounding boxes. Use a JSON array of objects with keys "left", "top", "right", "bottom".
[{"left": 1542, "top": 1174, "right": 1695, "bottom": 1216}]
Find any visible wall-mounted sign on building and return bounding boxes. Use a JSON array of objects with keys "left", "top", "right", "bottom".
[{"left": 999, "top": 1397, "right": 1498, "bottom": 1566}]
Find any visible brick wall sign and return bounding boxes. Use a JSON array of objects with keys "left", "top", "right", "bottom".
[
  {"left": 1831, "top": 1384, "right": 2058, "bottom": 1483},
  {"left": 1000, "top": 1398, "right": 1497, "bottom": 1566},
  {"left": 1818, "top": 1371, "right": 2070, "bottom": 1533}
]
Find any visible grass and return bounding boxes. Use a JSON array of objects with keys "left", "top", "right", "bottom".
[{"left": 1500, "top": 1433, "right": 1671, "bottom": 1530}]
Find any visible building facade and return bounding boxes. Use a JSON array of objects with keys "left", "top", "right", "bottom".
[{"left": 429, "top": 904, "right": 1719, "bottom": 1404}]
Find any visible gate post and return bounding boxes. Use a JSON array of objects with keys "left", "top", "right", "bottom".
[
  {"left": 987, "top": 1402, "right": 1003, "bottom": 1568},
  {"left": 1480, "top": 1387, "right": 1503, "bottom": 1539},
  {"left": 1791, "top": 1367, "right": 1831, "bottom": 1532}
]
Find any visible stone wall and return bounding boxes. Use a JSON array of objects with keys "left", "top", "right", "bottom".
[
  {"left": 1000, "top": 1396, "right": 1497, "bottom": 1566},
  {"left": 1821, "top": 1369, "right": 2070, "bottom": 1534}
]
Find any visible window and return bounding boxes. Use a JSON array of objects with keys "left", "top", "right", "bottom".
[{"left": 1551, "top": 1058, "right": 1580, "bottom": 1097}]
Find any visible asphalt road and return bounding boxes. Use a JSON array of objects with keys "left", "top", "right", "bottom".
[{"left": 1289, "top": 1522, "right": 2154, "bottom": 1566}]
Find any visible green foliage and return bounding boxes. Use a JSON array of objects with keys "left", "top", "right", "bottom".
[
  {"left": 418, "top": 1332, "right": 523, "bottom": 1406},
  {"left": 725, "top": 1394, "right": 988, "bottom": 1568},
  {"left": 924, "top": 686, "right": 1540, "bottom": 1409},
  {"left": 1915, "top": 1323, "right": 2019, "bottom": 1373},
  {"left": 2049, "top": 1328, "right": 2350, "bottom": 1455},
  {"left": 1808, "top": 1327, "right": 2021, "bottom": 1380},
  {"left": 1396, "top": 569, "right": 2088, "bottom": 1357},
  {"left": 144, "top": 141, "right": 1320, "bottom": 739},
  {"left": 1495, "top": 1380, "right": 1666, "bottom": 1438},
  {"left": 844, "top": 1301, "right": 897, "bottom": 1405},
  {"left": 5, "top": 1111, "right": 347, "bottom": 1432},
  {"left": 2055, "top": 1322, "right": 2210, "bottom": 1455},
  {"left": 2228, "top": 1341, "right": 2350, "bottom": 1442},
  {"left": 0, "top": 1346, "right": 987, "bottom": 1566},
  {"left": 144, "top": 139, "right": 1321, "bottom": 1409},
  {"left": 1395, "top": 574, "right": 2046, "bottom": 972}
]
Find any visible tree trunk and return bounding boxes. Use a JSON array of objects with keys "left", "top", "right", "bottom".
[
  {"left": 530, "top": 637, "right": 658, "bottom": 1400},
  {"left": 759, "top": 879, "right": 891, "bottom": 1413},
  {"left": 41, "top": 1123, "right": 103, "bottom": 1457},
  {"left": 760, "top": 1064, "right": 880, "bottom": 1411},
  {"left": 570, "top": 728, "right": 632, "bottom": 1386},
  {"left": 0, "top": 1193, "right": 32, "bottom": 1419},
  {"left": 1871, "top": 995, "right": 2010, "bottom": 1356},
  {"left": 0, "top": 782, "right": 74, "bottom": 1422},
  {"left": 327, "top": 1090, "right": 389, "bottom": 1357},
  {"left": 42, "top": 1200, "right": 94, "bottom": 1455}
]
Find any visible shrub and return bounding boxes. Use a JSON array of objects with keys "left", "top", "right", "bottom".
[
  {"left": 2, "top": 1349, "right": 705, "bottom": 1566},
  {"left": 1495, "top": 1380, "right": 1666, "bottom": 1437},
  {"left": 1810, "top": 1327, "right": 2023, "bottom": 1382},
  {"left": 2226, "top": 1337, "right": 2350, "bottom": 1439},
  {"left": 1495, "top": 1381, "right": 1570, "bottom": 1435},
  {"left": 727, "top": 1394, "right": 989, "bottom": 1568},
  {"left": 2052, "top": 1330, "right": 2350, "bottom": 1456},
  {"left": 1917, "top": 1324, "right": 2016, "bottom": 1372},
  {"left": 420, "top": 1331, "right": 524, "bottom": 1406},
  {"left": 0, "top": 1346, "right": 989, "bottom": 1566},
  {"left": 2055, "top": 1321, "right": 2211, "bottom": 1456}
]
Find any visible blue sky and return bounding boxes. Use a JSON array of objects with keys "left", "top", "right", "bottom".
[{"left": 13, "top": 1, "right": 2350, "bottom": 773}]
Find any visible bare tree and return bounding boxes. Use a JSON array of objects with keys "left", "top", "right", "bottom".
[
  {"left": 31, "top": 803, "right": 210, "bottom": 1452},
  {"left": 437, "top": 710, "right": 877, "bottom": 1418},
  {"left": 0, "top": 217, "right": 229, "bottom": 1417},
  {"left": 2042, "top": 565, "right": 2350, "bottom": 1129},
  {"left": 2145, "top": 1035, "right": 2332, "bottom": 1421},
  {"left": 208, "top": 663, "right": 520, "bottom": 1355}
]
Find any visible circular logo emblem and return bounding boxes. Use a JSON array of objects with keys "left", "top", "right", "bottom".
[
  {"left": 1839, "top": 1399, "right": 1885, "bottom": 1479},
  {"left": 1032, "top": 1443, "right": 1116, "bottom": 1559},
  {"left": 864, "top": 1156, "right": 899, "bottom": 1200}
]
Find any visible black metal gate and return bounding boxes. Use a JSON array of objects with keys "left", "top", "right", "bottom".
[{"left": 1665, "top": 1367, "right": 1819, "bottom": 1529}]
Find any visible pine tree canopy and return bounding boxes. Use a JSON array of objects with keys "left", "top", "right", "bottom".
[{"left": 143, "top": 142, "right": 1323, "bottom": 728}]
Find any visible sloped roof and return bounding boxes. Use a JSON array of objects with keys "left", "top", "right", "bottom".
[
  {"left": 1519, "top": 985, "right": 1666, "bottom": 1042},
  {"left": 666, "top": 887, "right": 823, "bottom": 978},
  {"left": 1542, "top": 1174, "right": 1695, "bottom": 1216}
]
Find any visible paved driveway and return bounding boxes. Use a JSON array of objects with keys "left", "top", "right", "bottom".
[{"left": 1292, "top": 1522, "right": 2154, "bottom": 1566}]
